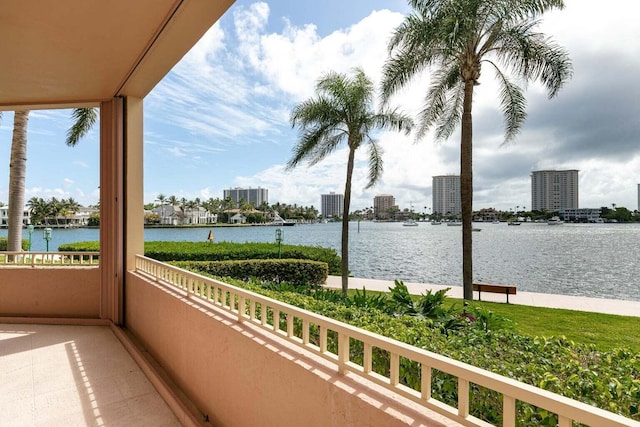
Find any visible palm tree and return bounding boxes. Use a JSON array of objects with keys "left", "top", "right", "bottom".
[
  {"left": 287, "top": 68, "right": 413, "bottom": 295},
  {"left": 381, "top": 0, "right": 572, "bottom": 301},
  {"left": 7, "top": 110, "right": 30, "bottom": 252}
]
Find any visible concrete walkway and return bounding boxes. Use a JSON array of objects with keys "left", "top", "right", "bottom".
[{"left": 325, "top": 276, "right": 640, "bottom": 318}]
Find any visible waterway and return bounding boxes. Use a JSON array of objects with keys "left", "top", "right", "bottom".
[{"left": 3, "top": 222, "right": 639, "bottom": 302}]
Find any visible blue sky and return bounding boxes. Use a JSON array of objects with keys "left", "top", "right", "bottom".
[{"left": 1, "top": 0, "right": 640, "bottom": 212}]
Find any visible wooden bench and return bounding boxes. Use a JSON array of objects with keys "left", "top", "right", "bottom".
[{"left": 473, "top": 282, "right": 517, "bottom": 303}]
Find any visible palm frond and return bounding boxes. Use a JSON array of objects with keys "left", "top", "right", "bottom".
[
  {"left": 66, "top": 107, "right": 97, "bottom": 146},
  {"left": 487, "top": 62, "right": 527, "bottom": 143},
  {"left": 416, "top": 63, "right": 461, "bottom": 141},
  {"left": 365, "top": 138, "right": 384, "bottom": 189}
]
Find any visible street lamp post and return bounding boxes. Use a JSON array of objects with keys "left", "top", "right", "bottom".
[
  {"left": 43, "top": 227, "right": 52, "bottom": 252},
  {"left": 275, "top": 228, "right": 283, "bottom": 258}
]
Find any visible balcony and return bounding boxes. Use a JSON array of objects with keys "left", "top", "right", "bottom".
[
  {"left": 0, "top": 2, "right": 638, "bottom": 426},
  {"left": 2, "top": 255, "right": 636, "bottom": 426}
]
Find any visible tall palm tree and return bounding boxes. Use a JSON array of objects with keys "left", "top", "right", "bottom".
[
  {"left": 381, "top": 0, "right": 571, "bottom": 300},
  {"left": 287, "top": 67, "right": 413, "bottom": 295},
  {"left": 7, "top": 110, "right": 30, "bottom": 252}
]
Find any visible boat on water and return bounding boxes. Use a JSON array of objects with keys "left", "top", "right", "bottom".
[
  {"left": 472, "top": 228, "right": 482, "bottom": 232},
  {"left": 403, "top": 218, "right": 419, "bottom": 227},
  {"left": 507, "top": 221, "right": 521, "bottom": 226},
  {"left": 430, "top": 221, "right": 442, "bottom": 225},
  {"left": 547, "top": 216, "right": 564, "bottom": 225},
  {"left": 492, "top": 220, "right": 501, "bottom": 224},
  {"left": 446, "top": 222, "right": 462, "bottom": 226}
]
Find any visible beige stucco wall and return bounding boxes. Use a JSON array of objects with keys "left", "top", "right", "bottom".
[
  {"left": 125, "top": 271, "right": 454, "bottom": 427},
  {"left": 0, "top": 267, "right": 100, "bottom": 318}
]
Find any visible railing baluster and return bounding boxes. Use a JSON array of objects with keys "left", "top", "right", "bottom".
[
  {"left": 458, "top": 378, "right": 469, "bottom": 418},
  {"left": 421, "top": 364, "right": 432, "bottom": 401},
  {"left": 338, "top": 333, "right": 349, "bottom": 374},
  {"left": 238, "top": 295, "right": 245, "bottom": 322},
  {"left": 249, "top": 299, "right": 256, "bottom": 320},
  {"left": 390, "top": 352, "right": 399, "bottom": 386},
  {"left": 261, "top": 304, "right": 267, "bottom": 326},
  {"left": 302, "top": 319, "right": 310, "bottom": 345},
  {"left": 287, "top": 313, "right": 294, "bottom": 338},
  {"left": 503, "top": 395, "right": 516, "bottom": 427},
  {"left": 273, "top": 309, "right": 280, "bottom": 332},
  {"left": 363, "top": 342, "right": 372, "bottom": 374},
  {"left": 319, "top": 327, "right": 327, "bottom": 354}
]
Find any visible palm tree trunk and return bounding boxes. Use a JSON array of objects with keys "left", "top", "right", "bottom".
[
  {"left": 8, "top": 110, "right": 30, "bottom": 253},
  {"left": 340, "top": 147, "right": 356, "bottom": 295},
  {"left": 461, "top": 81, "right": 474, "bottom": 301}
]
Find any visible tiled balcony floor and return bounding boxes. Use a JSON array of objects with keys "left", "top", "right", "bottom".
[{"left": 0, "top": 323, "right": 180, "bottom": 427}]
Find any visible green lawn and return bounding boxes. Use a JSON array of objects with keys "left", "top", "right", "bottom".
[
  {"left": 346, "top": 289, "right": 640, "bottom": 352},
  {"left": 456, "top": 299, "right": 640, "bottom": 352}
]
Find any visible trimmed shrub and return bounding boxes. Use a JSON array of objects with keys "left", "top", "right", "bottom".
[
  {"left": 0, "top": 237, "right": 29, "bottom": 251},
  {"left": 58, "top": 241, "right": 99, "bottom": 251},
  {"left": 172, "top": 259, "right": 328, "bottom": 286},
  {"left": 58, "top": 241, "right": 341, "bottom": 275}
]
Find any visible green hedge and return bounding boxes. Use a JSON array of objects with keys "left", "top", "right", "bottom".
[
  {"left": 189, "top": 275, "right": 640, "bottom": 426},
  {"left": 58, "top": 241, "right": 341, "bottom": 275},
  {"left": 0, "top": 237, "right": 29, "bottom": 251},
  {"left": 171, "top": 259, "right": 328, "bottom": 286}
]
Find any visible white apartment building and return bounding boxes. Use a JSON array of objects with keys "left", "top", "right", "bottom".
[
  {"left": 373, "top": 194, "right": 396, "bottom": 219},
  {"left": 559, "top": 208, "right": 601, "bottom": 222},
  {"left": 432, "top": 175, "right": 461, "bottom": 215},
  {"left": 223, "top": 187, "right": 268, "bottom": 207},
  {"left": 0, "top": 206, "right": 30, "bottom": 227},
  {"left": 321, "top": 192, "right": 344, "bottom": 218},
  {"left": 531, "top": 170, "right": 579, "bottom": 212}
]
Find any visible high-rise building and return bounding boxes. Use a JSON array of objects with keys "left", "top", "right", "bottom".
[
  {"left": 321, "top": 192, "right": 344, "bottom": 218},
  {"left": 373, "top": 194, "right": 396, "bottom": 219},
  {"left": 531, "top": 170, "right": 579, "bottom": 212},
  {"left": 432, "top": 175, "right": 461, "bottom": 215},
  {"left": 223, "top": 187, "right": 268, "bottom": 207}
]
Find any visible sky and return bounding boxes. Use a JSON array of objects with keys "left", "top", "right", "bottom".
[{"left": 1, "top": 0, "right": 639, "bottom": 213}]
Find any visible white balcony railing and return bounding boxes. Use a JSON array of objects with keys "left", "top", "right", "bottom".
[
  {"left": 134, "top": 255, "right": 638, "bottom": 427},
  {"left": 0, "top": 251, "right": 100, "bottom": 266}
]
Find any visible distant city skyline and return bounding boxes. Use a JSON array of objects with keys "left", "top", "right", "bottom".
[{"left": 1, "top": 1, "right": 639, "bottom": 212}]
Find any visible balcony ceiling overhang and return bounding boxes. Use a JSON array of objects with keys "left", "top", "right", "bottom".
[{"left": 0, "top": 0, "right": 234, "bottom": 111}]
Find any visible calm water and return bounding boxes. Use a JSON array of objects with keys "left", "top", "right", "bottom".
[{"left": 4, "top": 222, "right": 639, "bottom": 301}]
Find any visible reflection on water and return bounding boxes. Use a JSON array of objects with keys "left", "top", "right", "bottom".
[{"left": 4, "top": 222, "right": 639, "bottom": 301}]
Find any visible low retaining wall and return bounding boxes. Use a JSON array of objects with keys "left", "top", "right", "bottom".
[{"left": 0, "top": 267, "right": 100, "bottom": 318}]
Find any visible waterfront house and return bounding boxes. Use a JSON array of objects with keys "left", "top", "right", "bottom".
[{"left": 0, "top": 2, "right": 634, "bottom": 427}]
